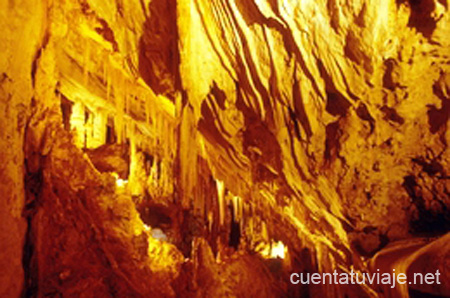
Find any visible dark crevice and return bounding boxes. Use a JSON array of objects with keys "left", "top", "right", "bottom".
[
  {"left": 356, "top": 102, "right": 375, "bottom": 132},
  {"left": 427, "top": 100, "right": 449, "bottom": 134},
  {"left": 288, "top": 107, "right": 302, "bottom": 140},
  {"left": 228, "top": 205, "right": 240, "bottom": 250},
  {"left": 383, "top": 58, "right": 400, "bottom": 90},
  {"left": 22, "top": 157, "right": 45, "bottom": 297},
  {"left": 325, "top": 91, "right": 351, "bottom": 116},
  {"left": 31, "top": 31, "right": 50, "bottom": 87},
  {"left": 234, "top": 0, "right": 265, "bottom": 25},
  {"left": 317, "top": 60, "right": 352, "bottom": 117},
  {"left": 403, "top": 175, "right": 450, "bottom": 235},
  {"left": 21, "top": 105, "right": 46, "bottom": 297},
  {"left": 59, "top": 92, "right": 73, "bottom": 131},
  {"left": 292, "top": 75, "right": 313, "bottom": 138},
  {"left": 412, "top": 156, "right": 445, "bottom": 177},
  {"left": 381, "top": 106, "right": 405, "bottom": 125},
  {"left": 198, "top": 99, "right": 231, "bottom": 151},
  {"left": 138, "top": 203, "right": 174, "bottom": 230},
  {"left": 429, "top": 72, "right": 450, "bottom": 135},
  {"left": 21, "top": 215, "right": 38, "bottom": 298},
  {"left": 210, "top": 82, "right": 227, "bottom": 110},
  {"left": 405, "top": 0, "right": 440, "bottom": 38},
  {"left": 95, "top": 18, "right": 119, "bottom": 52},
  {"left": 324, "top": 120, "right": 342, "bottom": 163},
  {"left": 138, "top": 0, "right": 180, "bottom": 100}
]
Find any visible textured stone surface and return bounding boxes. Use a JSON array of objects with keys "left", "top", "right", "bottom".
[
  {"left": 0, "top": 0, "right": 46, "bottom": 296},
  {"left": 29, "top": 127, "right": 181, "bottom": 297},
  {"left": 1, "top": 0, "right": 449, "bottom": 297}
]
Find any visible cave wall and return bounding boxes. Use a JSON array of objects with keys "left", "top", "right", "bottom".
[
  {"left": 0, "top": 0, "right": 46, "bottom": 296},
  {"left": 0, "top": 0, "right": 449, "bottom": 296},
  {"left": 177, "top": 0, "right": 450, "bottom": 253}
]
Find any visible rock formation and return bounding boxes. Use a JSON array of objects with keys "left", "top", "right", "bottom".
[{"left": 0, "top": 0, "right": 449, "bottom": 297}]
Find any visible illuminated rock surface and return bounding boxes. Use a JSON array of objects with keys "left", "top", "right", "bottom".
[{"left": 0, "top": 0, "right": 449, "bottom": 297}]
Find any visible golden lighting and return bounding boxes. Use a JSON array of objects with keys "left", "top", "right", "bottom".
[
  {"left": 115, "top": 178, "right": 127, "bottom": 188},
  {"left": 258, "top": 240, "right": 288, "bottom": 259},
  {"left": 2, "top": 0, "right": 448, "bottom": 297},
  {"left": 112, "top": 172, "right": 128, "bottom": 188},
  {"left": 270, "top": 241, "right": 287, "bottom": 259}
]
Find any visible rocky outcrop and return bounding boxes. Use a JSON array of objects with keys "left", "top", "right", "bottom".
[{"left": 26, "top": 126, "right": 182, "bottom": 296}]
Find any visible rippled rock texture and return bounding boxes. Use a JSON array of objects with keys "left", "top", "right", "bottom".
[{"left": 1, "top": 0, "right": 449, "bottom": 297}]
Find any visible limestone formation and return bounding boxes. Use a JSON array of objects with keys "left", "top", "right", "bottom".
[{"left": 0, "top": 0, "right": 449, "bottom": 297}]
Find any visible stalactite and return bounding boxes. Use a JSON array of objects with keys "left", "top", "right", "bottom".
[
  {"left": 93, "top": 110, "right": 107, "bottom": 147},
  {"left": 112, "top": 68, "right": 125, "bottom": 144},
  {"left": 232, "top": 195, "right": 242, "bottom": 222},
  {"left": 70, "top": 101, "right": 86, "bottom": 148},
  {"left": 147, "top": 155, "right": 160, "bottom": 199},
  {"left": 216, "top": 179, "right": 226, "bottom": 226},
  {"left": 128, "top": 123, "right": 141, "bottom": 196},
  {"left": 85, "top": 110, "right": 93, "bottom": 148},
  {"left": 261, "top": 221, "right": 269, "bottom": 243}
]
